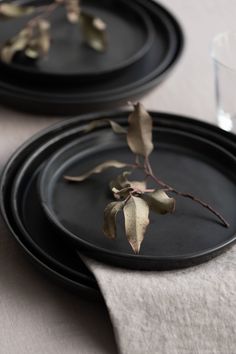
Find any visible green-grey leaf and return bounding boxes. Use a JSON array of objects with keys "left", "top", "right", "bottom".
[
  {"left": 142, "top": 189, "right": 176, "bottom": 215},
  {"left": 127, "top": 102, "right": 154, "bottom": 158},
  {"left": 64, "top": 160, "right": 128, "bottom": 182},
  {"left": 103, "top": 201, "right": 125, "bottom": 239},
  {"left": 123, "top": 196, "right": 149, "bottom": 254},
  {"left": 80, "top": 12, "right": 107, "bottom": 52},
  {"left": 0, "top": 4, "right": 35, "bottom": 19},
  {"left": 84, "top": 119, "right": 126, "bottom": 134}
]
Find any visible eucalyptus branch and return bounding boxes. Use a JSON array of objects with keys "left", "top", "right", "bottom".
[
  {"left": 64, "top": 102, "right": 230, "bottom": 254},
  {"left": 0, "top": 0, "right": 107, "bottom": 63},
  {"left": 27, "top": 1, "right": 61, "bottom": 28}
]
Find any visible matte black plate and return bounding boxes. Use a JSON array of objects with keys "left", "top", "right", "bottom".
[
  {"left": 0, "top": 0, "right": 154, "bottom": 81},
  {"left": 13, "top": 164, "right": 97, "bottom": 287},
  {"left": 39, "top": 125, "right": 236, "bottom": 270},
  {"left": 0, "top": 0, "right": 183, "bottom": 114},
  {"left": 1, "top": 111, "right": 236, "bottom": 294}
]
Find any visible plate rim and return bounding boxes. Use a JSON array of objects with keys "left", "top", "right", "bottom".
[
  {"left": 38, "top": 125, "right": 236, "bottom": 268},
  {"left": 0, "top": 0, "right": 184, "bottom": 105},
  {"left": 1, "top": 110, "right": 236, "bottom": 286},
  {"left": 11, "top": 126, "right": 97, "bottom": 286},
  {"left": 0, "top": 0, "right": 155, "bottom": 79}
]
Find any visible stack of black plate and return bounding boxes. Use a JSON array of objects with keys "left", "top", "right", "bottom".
[
  {"left": 1, "top": 110, "right": 236, "bottom": 299},
  {"left": 0, "top": 0, "right": 183, "bottom": 114}
]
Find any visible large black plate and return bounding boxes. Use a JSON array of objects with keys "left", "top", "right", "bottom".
[
  {"left": 1, "top": 111, "right": 236, "bottom": 294},
  {"left": 0, "top": 0, "right": 184, "bottom": 114},
  {"left": 0, "top": 0, "right": 154, "bottom": 81},
  {"left": 11, "top": 126, "right": 100, "bottom": 288},
  {"left": 39, "top": 127, "right": 236, "bottom": 269}
]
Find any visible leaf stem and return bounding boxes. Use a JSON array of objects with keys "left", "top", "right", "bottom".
[
  {"left": 143, "top": 158, "right": 229, "bottom": 228},
  {"left": 169, "top": 190, "right": 229, "bottom": 228},
  {"left": 27, "top": 1, "right": 62, "bottom": 28}
]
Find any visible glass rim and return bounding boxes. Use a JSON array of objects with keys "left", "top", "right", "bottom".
[{"left": 211, "top": 31, "right": 236, "bottom": 72}]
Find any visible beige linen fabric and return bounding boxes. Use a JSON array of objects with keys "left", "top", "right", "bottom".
[
  {"left": 0, "top": 0, "right": 235, "bottom": 353},
  {"left": 84, "top": 249, "right": 236, "bottom": 354}
]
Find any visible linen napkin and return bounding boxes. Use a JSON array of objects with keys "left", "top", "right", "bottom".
[{"left": 83, "top": 246, "right": 236, "bottom": 354}]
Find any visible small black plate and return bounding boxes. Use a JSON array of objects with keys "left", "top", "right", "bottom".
[
  {"left": 0, "top": 0, "right": 183, "bottom": 114},
  {"left": 1, "top": 111, "right": 236, "bottom": 294},
  {"left": 39, "top": 126, "right": 236, "bottom": 270},
  {"left": 0, "top": 0, "right": 154, "bottom": 82}
]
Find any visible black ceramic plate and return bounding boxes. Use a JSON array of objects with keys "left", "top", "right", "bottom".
[
  {"left": 1, "top": 111, "right": 236, "bottom": 293},
  {"left": 0, "top": 0, "right": 183, "bottom": 114},
  {"left": 1, "top": 128, "right": 100, "bottom": 298},
  {"left": 39, "top": 125, "right": 236, "bottom": 270},
  {"left": 10, "top": 123, "right": 101, "bottom": 288},
  {"left": 0, "top": 0, "right": 154, "bottom": 82},
  {"left": 12, "top": 163, "right": 97, "bottom": 288}
]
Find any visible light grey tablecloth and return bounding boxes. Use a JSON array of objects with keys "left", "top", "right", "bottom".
[{"left": 0, "top": 1, "right": 235, "bottom": 353}]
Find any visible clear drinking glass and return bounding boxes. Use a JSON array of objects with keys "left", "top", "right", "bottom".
[{"left": 212, "top": 31, "right": 236, "bottom": 133}]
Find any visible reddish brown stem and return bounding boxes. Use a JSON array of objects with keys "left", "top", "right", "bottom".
[
  {"left": 27, "top": 1, "right": 61, "bottom": 28},
  {"left": 144, "top": 159, "right": 229, "bottom": 228},
  {"left": 170, "top": 190, "right": 229, "bottom": 228}
]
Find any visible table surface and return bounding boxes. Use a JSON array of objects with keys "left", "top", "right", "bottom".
[{"left": 0, "top": 1, "right": 235, "bottom": 353}]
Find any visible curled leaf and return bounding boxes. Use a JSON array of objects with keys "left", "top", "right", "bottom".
[
  {"left": 0, "top": 19, "right": 51, "bottom": 63},
  {"left": 64, "top": 160, "right": 128, "bottom": 182},
  {"left": 103, "top": 201, "right": 125, "bottom": 239},
  {"left": 23, "top": 20, "right": 50, "bottom": 59},
  {"left": 80, "top": 12, "right": 107, "bottom": 51},
  {"left": 127, "top": 103, "right": 154, "bottom": 158},
  {"left": 110, "top": 171, "right": 131, "bottom": 191},
  {"left": 110, "top": 171, "right": 146, "bottom": 193},
  {"left": 0, "top": 4, "right": 35, "bottom": 19},
  {"left": 84, "top": 119, "right": 126, "bottom": 134},
  {"left": 112, "top": 186, "right": 133, "bottom": 200},
  {"left": 143, "top": 189, "right": 175, "bottom": 215},
  {"left": 66, "top": 0, "right": 80, "bottom": 23},
  {"left": 124, "top": 196, "right": 149, "bottom": 254},
  {"left": 24, "top": 19, "right": 51, "bottom": 59},
  {"left": 0, "top": 28, "right": 32, "bottom": 63}
]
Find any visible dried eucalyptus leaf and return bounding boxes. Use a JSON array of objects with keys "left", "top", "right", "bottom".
[
  {"left": 103, "top": 201, "right": 125, "bottom": 239},
  {"left": 127, "top": 103, "right": 154, "bottom": 158},
  {"left": 110, "top": 171, "right": 146, "bottom": 193},
  {"left": 0, "top": 4, "right": 35, "bottom": 19},
  {"left": 66, "top": 0, "right": 80, "bottom": 23},
  {"left": 124, "top": 196, "right": 149, "bottom": 254},
  {"left": 67, "top": 11, "right": 79, "bottom": 23},
  {"left": 112, "top": 186, "right": 133, "bottom": 200},
  {"left": 38, "top": 19, "right": 50, "bottom": 31},
  {"left": 84, "top": 119, "right": 126, "bottom": 134},
  {"left": 0, "top": 46, "right": 14, "bottom": 63},
  {"left": 38, "top": 20, "right": 50, "bottom": 55},
  {"left": 143, "top": 189, "right": 175, "bottom": 215},
  {"left": 24, "top": 20, "right": 50, "bottom": 59},
  {"left": 80, "top": 12, "right": 107, "bottom": 52},
  {"left": 39, "top": 33, "right": 50, "bottom": 55},
  {"left": 64, "top": 160, "right": 128, "bottom": 182},
  {"left": 1, "top": 28, "right": 31, "bottom": 63},
  {"left": 24, "top": 47, "right": 39, "bottom": 59},
  {"left": 130, "top": 180, "right": 147, "bottom": 191},
  {"left": 109, "top": 171, "right": 131, "bottom": 191}
]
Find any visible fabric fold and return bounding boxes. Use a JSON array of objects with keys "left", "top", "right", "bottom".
[{"left": 82, "top": 247, "right": 236, "bottom": 354}]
